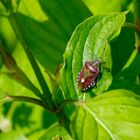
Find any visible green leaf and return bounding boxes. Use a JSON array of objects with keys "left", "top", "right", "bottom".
[
  {"left": 0, "top": 46, "right": 43, "bottom": 99},
  {"left": 111, "top": 12, "right": 135, "bottom": 76},
  {"left": 12, "top": 0, "right": 91, "bottom": 72},
  {"left": 0, "top": 44, "right": 39, "bottom": 98},
  {"left": 39, "top": 122, "right": 73, "bottom": 140},
  {"left": 17, "top": 0, "right": 46, "bottom": 21},
  {"left": 0, "top": 15, "right": 17, "bottom": 68},
  {"left": 109, "top": 49, "right": 140, "bottom": 95},
  {"left": 0, "top": 102, "right": 57, "bottom": 138},
  {"left": 0, "top": 0, "right": 13, "bottom": 12},
  {"left": 83, "top": 0, "right": 133, "bottom": 14},
  {"left": 71, "top": 89, "right": 140, "bottom": 140},
  {"left": 0, "top": 130, "right": 27, "bottom": 140},
  {"left": 109, "top": 78, "right": 140, "bottom": 95},
  {"left": 60, "top": 12, "right": 126, "bottom": 103},
  {"left": 119, "top": 49, "right": 140, "bottom": 82}
]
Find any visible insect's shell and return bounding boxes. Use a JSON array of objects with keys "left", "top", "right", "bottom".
[{"left": 77, "top": 59, "right": 101, "bottom": 91}]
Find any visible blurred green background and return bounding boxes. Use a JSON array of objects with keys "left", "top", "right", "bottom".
[{"left": 0, "top": 0, "right": 134, "bottom": 139}]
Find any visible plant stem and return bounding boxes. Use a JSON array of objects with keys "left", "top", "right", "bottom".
[
  {"left": 8, "top": 13, "right": 56, "bottom": 111},
  {"left": 6, "top": 102, "right": 17, "bottom": 120},
  {"left": 123, "top": 22, "right": 139, "bottom": 30},
  {"left": 1, "top": 94, "right": 48, "bottom": 109},
  {"left": 134, "top": 0, "right": 140, "bottom": 52}
]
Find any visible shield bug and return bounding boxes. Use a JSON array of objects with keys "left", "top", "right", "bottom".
[{"left": 77, "top": 59, "right": 101, "bottom": 91}]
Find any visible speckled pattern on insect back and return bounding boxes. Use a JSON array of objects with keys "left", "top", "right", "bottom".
[{"left": 77, "top": 59, "right": 101, "bottom": 91}]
